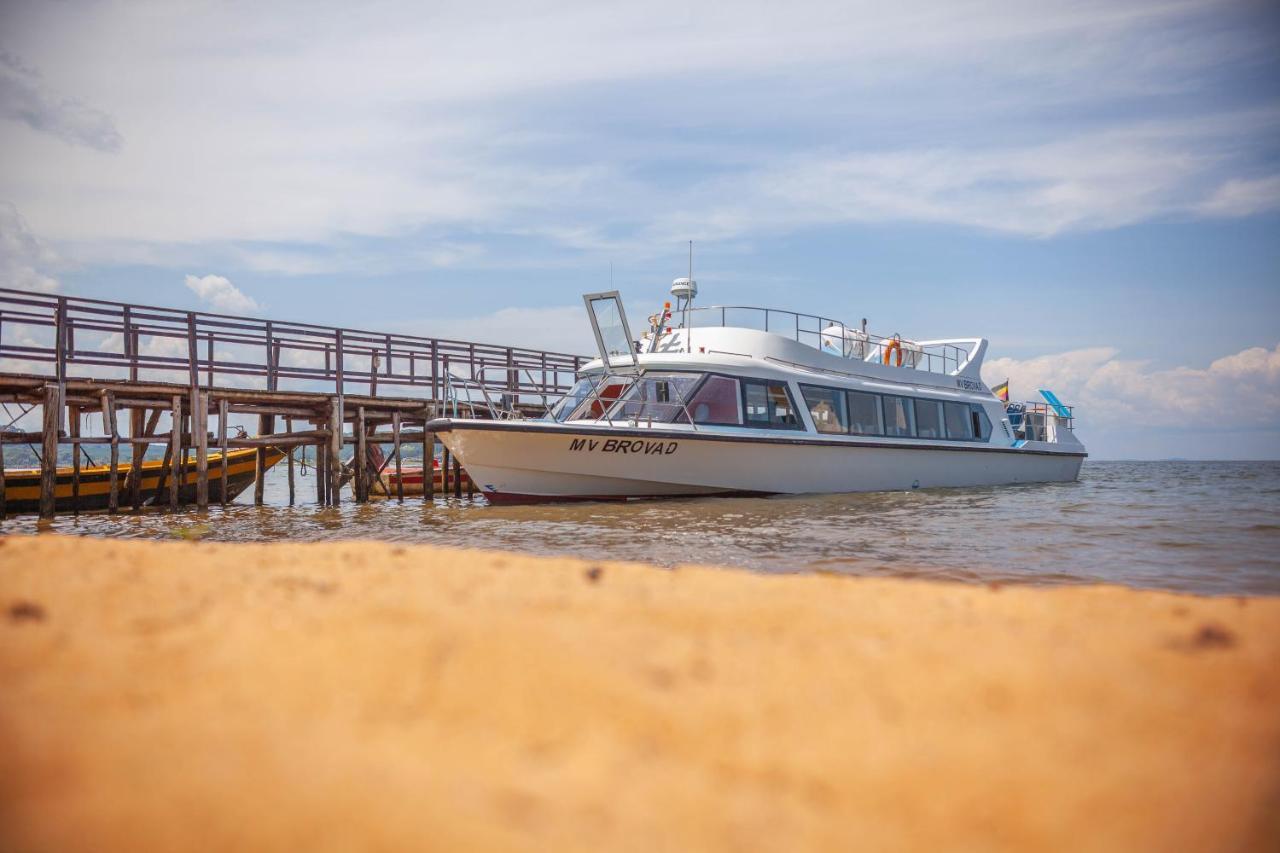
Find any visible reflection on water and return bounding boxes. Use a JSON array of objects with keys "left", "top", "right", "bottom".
[{"left": 4, "top": 461, "right": 1278, "bottom": 596}]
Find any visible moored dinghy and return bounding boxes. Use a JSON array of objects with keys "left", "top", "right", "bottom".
[{"left": 0, "top": 447, "right": 285, "bottom": 514}]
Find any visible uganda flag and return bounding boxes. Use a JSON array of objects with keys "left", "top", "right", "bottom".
[{"left": 992, "top": 380, "right": 1010, "bottom": 403}]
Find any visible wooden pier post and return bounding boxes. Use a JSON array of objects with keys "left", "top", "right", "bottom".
[
  {"left": 69, "top": 405, "right": 81, "bottom": 515},
  {"left": 453, "top": 456, "right": 463, "bottom": 499},
  {"left": 254, "top": 414, "right": 273, "bottom": 506},
  {"left": 314, "top": 421, "right": 326, "bottom": 506},
  {"left": 392, "top": 411, "right": 404, "bottom": 502},
  {"left": 355, "top": 406, "right": 368, "bottom": 503},
  {"left": 100, "top": 391, "right": 119, "bottom": 514},
  {"left": 127, "top": 409, "right": 143, "bottom": 510},
  {"left": 285, "top": 416, "right": 296, "bottom": 506},
  {"left": 423, "top": 429, "right": 434, "bottom": 499},
  {"left": 39, "top": 384, "right": 61, "bottom": 519},
  {"left": 442, "top": 447, "right": 451, "bottom": 495},
  {"left": 218, "top": 399, "right": 229, "bottom": 507},
  {"left": 127, "top": 408, "right": 161, "bottom": 512},
  {"left": 328, "top": 399, "right": 342, "bottom": 506},
  {"left": 195, "top": 391, "right": 209, "bottom": 510},
  {"left": 169, "top": 395, "right": 181, "bottom": 510}
]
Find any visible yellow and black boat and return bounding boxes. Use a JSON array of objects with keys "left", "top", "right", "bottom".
[{"left": 1, "top": 447, "right": 286, "bottom": 514}]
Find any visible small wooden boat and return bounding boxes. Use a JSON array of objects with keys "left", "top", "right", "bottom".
[
  {"left": 0, "top": 447, "right": 285, "bottom": 514},
  {"left": 379, "top": 462, "right": 472, "bottom": 495}
]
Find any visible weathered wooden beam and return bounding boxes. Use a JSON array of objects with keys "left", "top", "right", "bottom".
[
  {"left": 54, "top": 299, "right": 67, "bottom": 434},
  {"left": 355, "top": 406, "right": 367, "bottom": 503},
  {"left": 315, "top": 433, "right": 327, "bottom": 506},
  {"left": 423, "top": 431, "right": 433, "bottom": 499},
  {"left": 219, "top": 398, "right": 229, "bottom": 508},
  {"left": 0, "top": 430, "right": 45, "bottom": 444},
  {"left": 130, "top": 408, "right": 161, "bottom": 511},
  {"left": 254, "top": 412, "right": 274, "bottom": 506},
  {"left": 186, "top": 312, "right": 199, "bottom": 398},
  {"left": 39, "top": 384, "right": 59, "bottom": 519},
  {"left": 453, "top": 456, "right": 463, "bottom": 498},
  {"left": 127, "top": 408, "right": 142, "bottom": 509},
  {"left": 223, "top": 404, "right": 324, "bottom": 419},
  {"left": 195, "top": 391, "right": 209, "bottom": 510},
  {"left": 168, "top": 395, "right": 181, "bottom": 510},
  {"left": 328, "top": 398, "right": 342, "bottom": 506},
  {"left": 392, "top": 410, "right": 403, "bottom": 503},
  {"left": 69, "top": 405, "right": 81, "bottom": 516},
  {"left": 285, "top": 416, "right": 295, "bottom": 506},
  {"left": 101, "top": 390, "right": 120, "bottom": 514}
]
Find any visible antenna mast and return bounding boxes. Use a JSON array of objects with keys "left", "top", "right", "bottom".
[
  {"left": 686, "top": 241, "right": 693, "bottom": 350},
  {"left": 669, "top": 240, "right": 698, "bottom": 353}
]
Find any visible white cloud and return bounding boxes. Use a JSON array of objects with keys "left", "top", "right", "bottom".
[
  {"left": 184, "top": 274, "right": 260, "bottom": 313},
  {"left": 1197, "top": 174, "right": 1280, "bottom": 219},
  {"left": 0, "top": 0, "right": 1275, "bottom": 271},
  {"left": 399, "top": 305, "right": 594, "bottom": 355},
  {"left": 983, "top": 343, "right": 1280, "bottom": 430},
  {"left": 0, "top": 49, "right": 122, "bottom": 152},
  {"left": 0, "top": 200, "right": 59, "bottom": 291}
]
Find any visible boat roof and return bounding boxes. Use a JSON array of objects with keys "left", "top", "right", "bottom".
[{"left": 581, "top": 304, "right": 990, "bottom": 395}]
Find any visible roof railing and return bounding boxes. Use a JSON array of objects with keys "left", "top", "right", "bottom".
[{"left": 684, "top": 305, "right": 974, "bottom": 377}]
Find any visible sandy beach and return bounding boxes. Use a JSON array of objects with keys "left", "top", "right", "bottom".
[{"left": 1, "top": 534, "right": 1278, "bottom": 852}]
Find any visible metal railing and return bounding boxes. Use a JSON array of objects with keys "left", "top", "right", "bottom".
[
  {"left": 1007, "top": 401, "right": 1075, "bottom": 440},
  {"left": 684, "top": 305, "right": 973, "bottom": 376},
  {"left": 0, "top": 288, "right": 585, "bottom": 406}
]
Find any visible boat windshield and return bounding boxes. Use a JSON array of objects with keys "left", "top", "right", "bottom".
[
  {"left": 549, "top": 375, "right": 634, "bottom": 422},
  {"left": 609, "top": 372, "right": 702, "bottom": 423}
]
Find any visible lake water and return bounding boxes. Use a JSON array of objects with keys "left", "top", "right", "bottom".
[{"left": 4, "top": 460, "right": 1277, "bottom": 596}]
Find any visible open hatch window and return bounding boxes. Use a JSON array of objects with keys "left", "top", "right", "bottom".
[{"left": 582, "top": 291, "right": 638, "bottom": 370}]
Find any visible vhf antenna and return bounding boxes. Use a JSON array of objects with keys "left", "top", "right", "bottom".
[{"left": 686, "top": 240, "right": 693, "bottom": 351}]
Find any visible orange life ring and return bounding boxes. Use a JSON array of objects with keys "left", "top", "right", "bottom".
[{"left": 883, "top": 338, "right": 903, "bottom": 367}]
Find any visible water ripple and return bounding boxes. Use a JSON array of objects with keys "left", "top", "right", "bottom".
[{"left": 2, "top": 460, "right": 1277, "bottom": 596}]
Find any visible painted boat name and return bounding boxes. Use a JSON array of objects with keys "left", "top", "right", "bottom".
[{"left": 569, "top": 438, "right": 678, "bottom": 455}]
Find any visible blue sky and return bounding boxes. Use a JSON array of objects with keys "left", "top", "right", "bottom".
[{"left": 1, "top": 0, "right": 1278, "bottom": 459}]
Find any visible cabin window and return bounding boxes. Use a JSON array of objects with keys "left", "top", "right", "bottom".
[
  {"left": 882, "top": 395, "right": 915, "bottom": 437},
  {"left": 943, "top": 401, "right": 974, "bottom": 440},
  {"left": 970, "top": 405, "right": 992, "bottom": 441},
  {"left": 611, "top": 373, "right": 701, "bottom": 423},
  {"left": 568, "top": 378, "right": 632, "bottom": 421},
  {"left": 687, "top": 375, "right": 742, "bottom": 424},
  {"left": 553, "top": 377, "right": 632, "bottom": 422},
  {"left": 913, "top": 399, "right": 944, "bottom": 439},
  {"left": 800, "top": 385, "right": 848, "bottom": 434},
  {"left": 549, "top": 377, "right": 594, "bottom": 421},
  {"left": 847, "top": 391, "right": 883, "bottom": 435},
  {"left": 743, "top": 380, "right": 802, "bottom": 429}
]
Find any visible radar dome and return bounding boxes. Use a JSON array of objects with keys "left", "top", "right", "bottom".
[{"left": 670, "top": 277, "right": 697, "bottom": 300}]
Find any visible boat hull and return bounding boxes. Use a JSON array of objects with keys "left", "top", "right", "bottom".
[
  {"left": 377, "top": 465, "right": 473, "bottom": 495},
  {"left": 0, "top": 448, "right": 284, "bottom": 514},
  {"left": 432, "top": 420, "right": 1085, "bottom": 503}
]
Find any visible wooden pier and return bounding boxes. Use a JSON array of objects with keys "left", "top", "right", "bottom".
[{"left": 0, "top": 288, "right": 584, "bottom": 518}]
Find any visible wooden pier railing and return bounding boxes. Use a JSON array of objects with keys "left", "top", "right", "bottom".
[{"left": 0, "top": 287, "right": 587, "bottom": 517}]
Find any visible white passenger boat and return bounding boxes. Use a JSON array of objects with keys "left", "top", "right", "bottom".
[{"left": 429, "top": 281, "right": 1085, "bottom": 503}]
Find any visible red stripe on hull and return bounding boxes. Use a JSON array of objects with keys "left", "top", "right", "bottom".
[{"left": 480, "top": 489, "right": 773, "bottom": 505}]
